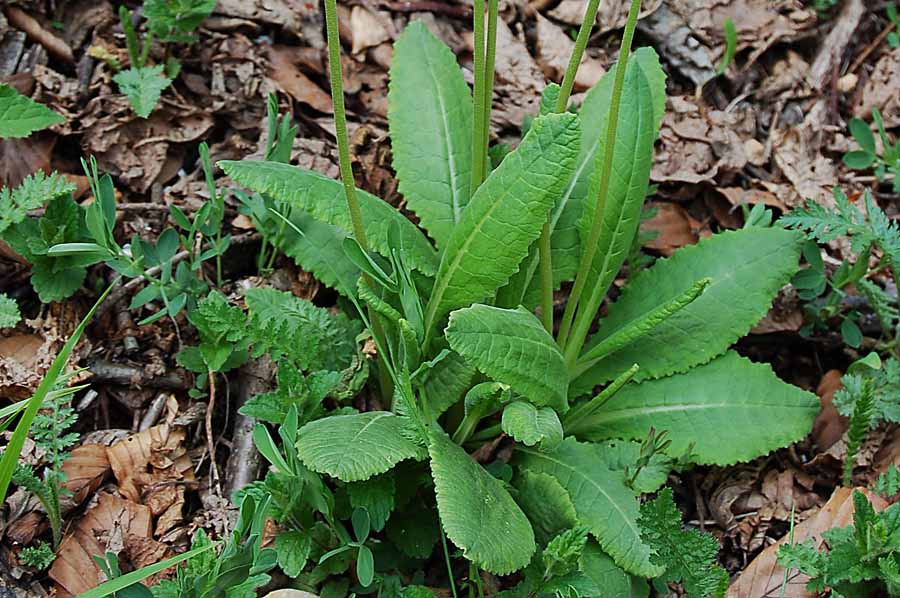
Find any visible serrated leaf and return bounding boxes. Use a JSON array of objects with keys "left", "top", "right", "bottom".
[
  {"left": 497, "top": 48, "right": 665, "bottom": 308},
  {"left": 569, "top": 351, "right": 818, "bottom": 465},
  {"left": 573, "top": 227, "right": 803, "bottom": 392},
  {"left": 297, "top": 412, "right": 424, "bottom": 482},
  {"left": 501, "top": 401, "right": 563, "bottom": 449},
  {"left": 0, "top": 171, "right": 75, "bottom": 233},
  {"left": 514, "top": 470, "right": 578, "bottom": 545},
  {"left": 113, "top": 66, "right": 172, "bottom": 118},
  {"left": 219, "top": 160, "right": 438, "bottom": 276},
  {"left": 419, "top": 350, "right": 476, "bottom": 417},
  {"left": 0, "top": 84, "right": 65, "bottom": 139},
  {"left": 348, "top": 474, "right": 395, "bottom": 532},
  {"left": 388, "top": 21, "right": 472, "bottom": 249},
  {"left": 581, "top": 541, "right": 650, "bottom": 598},
  {"left": 275, "top": 530, "right": 313, "bottom": 578},
  {"left": 446, "top": 305, "right": 568, "bottom": 412},
  {"left": 428, "top": 429, "right": 535, "bottom": 574},
  {"left": 423, "top": 112, "right": 579, "bottom": 330},
  {"left": 0, "top": 294, "right": 20, "bottom": 329},
  {"left": 515, "top": 438, "right": 661, "bottom": 578},
  {"left": 386, "top": 504, "right": 440, "bottom": 559}
]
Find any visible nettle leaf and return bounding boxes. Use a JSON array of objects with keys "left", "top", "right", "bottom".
[
  {"left": 445, "top": 305, "right": 568, "bottom": 412},
  {"left": 113, "top": 65, "right": 172, "bottom": 118},
  {"left": 297, "top": 412, "right": 424, "bottom": 482},
  {"left": 498, "top": 48, "right": 665, "bottom": 308},
  {"left": 389, "top": 20, "right": 472, "bottom": 249},
  {"left": 275, "top": 530, "right": 313, "bottom": 578},
  {"left": 515, "top": 438, "right": 662, "bottom": 578},
  {"left": 428, "top": 429, "right": 535, "bottom": 574},
  {"left": 570, "top": 351, "right": 818, "bottom": 466},
  {"left": 219, "top": 160, "right": 438, "bottom": 276},
  {"left": 569, "top": 60, "right": 656, "bottom": 345},
  {"left": 514, "top": 470, "right": 578, "bottom": 545},
  {"left": 573, "top": 227, "right": 803, "bottom": 393},
  {"left": 0, "top": 84, "right": 65, "bottom": 139},
  {"left": 423, "top": 112, "right": 579, "bottom": 329},
  {"left": 0, "top": 171, "right": 75, "bottom": 234},
  {"left": 501, "top": 401, "right": 563, "bottom": 450}
]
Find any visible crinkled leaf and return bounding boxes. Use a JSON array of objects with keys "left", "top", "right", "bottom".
[
  {"left": 445, "top": 305, "right": 568, "bottom": 412},
  {"left": 275, "top": 530, "right": 313, "bottom": 578},
  {"left": 573, "top": 227, "right": 803, "bottom": 392},
  {"left": 418, "top": 350, "right": 476, "bottom": 417},
  {"left": 113, "top": 66, "right": 172, "bottom": 118},
  {"left": 514, "top": 470, "right": 578, "bottom": 545},
  {"left": 388, "top": 21, "right": 472, "bottom": 249},
  {"left": 501, "top": 401, "right": 563, "bottom": 449},
  {"left": 570, "top": 351, "right": 818, "bottom": 465},
  {"left": 0, "top": 84, "right": 65, "bottom": 138},
  {"left": 424, "top": 112, "right": 579, "bottom": 329},
  {"left": 515, "top": 438, "right": 661, "bottom": 577},
  {"left": 429, "top": 429, "right": 535, "bottom": 574},
  {"left": 219, "top": 160, "right": 438, "bottom": 276},
  {"left": 297, "top": 412, "right": 424, "bottom": 482}
]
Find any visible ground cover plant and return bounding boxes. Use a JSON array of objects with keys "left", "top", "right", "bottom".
[{"left": 3, "top": 0, "right": 900, "bottom": 596}]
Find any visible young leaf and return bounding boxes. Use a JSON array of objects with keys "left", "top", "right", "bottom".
[
  {"left": 113, "top": 65, "right": 172, "bottom": 118},
  {"left": 219, "top": 160, "right": 438, "bottom": 275},
  {"left": 573, "top": 227, "right": 803, "bottom": 392},
  {"left": 569, "top": 351, "right": 818, "bottom": 465},
  {"left": 428, "top": 429, "right": 535, "bottom": 574},
  {"left": 501, "top": 401, "right": 563, "bottom": 449},
  {"left": 445, "top": 305, "right": 568, "bottom": 412},
  {"left": 0, "top": 84, "right": 65, "bottom": 139},
  {"left": 275, "top": 530, "right": 313, "bottom": 578},
  {"left": 514, "top": 470, "right": 579, "bottom": 545},
  {"left": 389, "top": 21, "right": 473, "bottom": 249},
  {"left": 0, "top": 171, "right": 75, "bottom": 234},
  {"left": 0, "top": 294, "right": 20, "bottom": 329},
  {"left": 515, "top": 438, "right": 662, "bottom": 578},
  {"left": 639, "top": 488, "right": 728, "bottom": 598},
  {"left": 297, "top": 412, "right": 424, "bottom": 482},
  {"left": 348, "top": 474, "right": 395, "bottom": 532},
  {"left": 423, "top": 112, "right": 580, "bottom": 333}
]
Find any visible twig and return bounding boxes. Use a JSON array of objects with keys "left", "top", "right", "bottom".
[
  {"left": 88, "top": 359, "right": 192, "bottom": 389},
  {"left": 848, "top": 20, "right": 896, "bottom": 75},
  {"left": 377, "top": 0, "right": 471, "bottom": 17},
  {"left": 223, "top": 356, "right": 272, "bottom": 498},
  {"left": 139, "top": 392, "right": 170, "bottom": 431},
  {"left": 206, "top": 370, "right": 222, "bottom": 496},
  {"left": 3, "top": 6, "right": 74, "bottom": 64}
]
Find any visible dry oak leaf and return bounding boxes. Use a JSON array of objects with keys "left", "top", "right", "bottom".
[
  {"left": 548, "top": 0, "right": 662, "bottom": 34},
  {"left": 728, "top": 486, "right": 887, "bottom": 598},
  {"left": 62, "top": 443, "right": 111, "bottom": 505},
  {"left": 49, "top": 493, "right": 168, "bottom": 597}
]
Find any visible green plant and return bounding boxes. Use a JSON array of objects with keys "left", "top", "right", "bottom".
[
  {"left": 19, "top": 542, "right": 55, "bottom": 570},
  {"left": 778, "top": 490, "right": 900, "bottom": 596},
  {"left": 716, "top": 18, "right": 737, "bottom": 76},
  {"left": 211, "top": 0, "right": 817, "bottom": 592},
  {"left": 0, "top": 294, "right": 20, "bottom": 328},
  {"left": 887, "top": 2, "right": 899, "bottom": 48},
  {"left": 844, "top": 109, "right": 900, "bottom": 193},
  {"left": 0, "top": 84, "right": 64, "bottom": 139},
  {"left": 875, "top": 465, "right": 900, "bottom": 497}
]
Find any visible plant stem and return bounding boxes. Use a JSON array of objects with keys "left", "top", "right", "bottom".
[
  {"left": 562, "top": 363, "right": 639, "bottom": 433},
  {"left": 537, "top": 0, "right": 602, "bottom": 333},
  {"left": 470, "top": 0, "right": 487, "bottom": 192},
  {"left": 441, "top": 527, "right": 459, "bottom": 598},
  {"left": 324, "top": 0, "right": 368, "bottom": 252},
  {"left": 557, "top": 0, "right": 643, "bottom": 352},
  {"left": 482, "top": 0, "right": 498, "bottom": 176}
]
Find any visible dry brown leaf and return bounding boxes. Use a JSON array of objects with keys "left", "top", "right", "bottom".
[
  {"left": 0, "top": 133, "right": 55, "bottom": 188},
  {"left": 349, "top": 6, "right": 395, "bottom": 55},
  {"left": 640, "top": 201, "right": 699, "bottom": 255},
  {"left": 534, "top": 14, "right": 604, "bottom": 92},
  {"left": 268, "top": 46, "right": 333, "bottom": 113},
  {"left": 771, "top": 100, "right": 839, "bottom": 207},
  {"left": 812, "top": 370, "right": 847, "bottom": 452},
  {"left": 0, "top": 334, "right": 51, "bottom": 400},
  {"left": 486, "top": 19, "right": 544, "bottom": 130},
  {"left": 214, "top": 0, "right": 323, "bottom": 45},
  {"left": 547, "top": 0, "right": 662, "bottom": 34},
  {"left": 49, "top": 493, "right": 167, "bottom": 597},
  {"left": 62, "top": 444, "right": 111, "bottom": 506},
  {"left": 750, "top": 287, "right": 803, "bottom": 334},
  {"left": 855, "top": 47, "right": 900, "bottom": 128},
  {"left": 728, "top": 486, "right": 887, "bottom": 598}
]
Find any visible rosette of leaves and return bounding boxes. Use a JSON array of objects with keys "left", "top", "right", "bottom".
[{"left": 218, "top": 4, "right": 817, "bottom": 590}]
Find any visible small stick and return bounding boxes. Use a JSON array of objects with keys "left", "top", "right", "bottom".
[{"left": 4, "top": 6, "right": 74, "bottom": 63}]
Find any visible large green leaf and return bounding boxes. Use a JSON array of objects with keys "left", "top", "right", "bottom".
[
  {"left": 423, "top": 112, "right": 579, "bottom": 331},
  {"left": 567, "top": 62, "right": 656, "bottom": 349},
  {"left": 445, "top": 305, "right": 568, "bottom": 412},
  {"left": 297, "top": 412, "right": 424, "bottom": 482},
  {"left": 515, "top": 438, "right": 661, "bottom": 578},
  {"left": 513, "top": 470, "right": 578, "bottom": 545},
  {"left": 388, "top": 21, "right": 472, "bottom": 249},
  {"left": 569, "top": 351, "right": 818, "bottom": 465},
  {"left": 419, "top": 350, "right": 476, "bottom": 417},
  {"left": 497, "top": 48, "right": 665, "bottom": 308},
  {"left": 573, "top": 227, "right": 803, "bottom": 393},
  {"left": 0, "top": 84, "right": 65, "bottom": 139},
  {"left": 219, "top": 160, "right": 438, "bottom": 276},
  {"left": 581, "top": 541, "right": 650, "bottom": 598},
  {"left": 429, "top": 429, "right": 535, "bottom": 574}
]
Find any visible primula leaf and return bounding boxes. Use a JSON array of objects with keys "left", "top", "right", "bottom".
[
  {"left": 389, "top": 21, "right": 472, "bottom": 249},
  {"left": 572, "top": 57, "right": 657, "bottom": 333},
  {"left": 639, "top": 488, "right": 728, "bottom": 598},
  {"left": 569, "top": 351, "right": 818, "bottom": 465},
  {"left": 423, "top": 112, "right": 579, "bottom": 330},
  {"left": 219, "top": 160, "right": 438, "bottom": 275},
  {"left": 428, "top": 429, "right": 535, "bottom": 574},
  {"left": 445, "top": 305, "right": 568, "bottom": 412},
  {"left": 573, "top": 227, "right": 803, "bottom": 392},
  {"left": 113, "top": 66, "right": 172, "bottom": 118},
  {"left": 0, "top": 84, "right": 65, "bottom": 139},
  {"left": 418, "top": 350, "right": 476, "bottom": 417},
  {"left": 514, "top": 470, "right": 578, "bottom": 545},
  {"left": 297, "top": 412, "right": 424, "bottom": 482},
  {"left": 515, "top": 438, "right": 662, "bottom": 578},
  {"left": 581, "top": 542, "right": 650, "bottom": 598},
  {"left": 501, "top": 401, "right": 563, "bottom": 449}
]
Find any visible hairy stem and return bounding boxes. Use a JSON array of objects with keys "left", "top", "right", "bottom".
[
  {"left": 538, "top": 0, "right": 603, "bottom": 332},
  {"left": 557, "top": 0, "right": 643, "bottom": 351},
  {"left": 470, "top": 0, "right": 487, "bottom": 191},
  {"left": 482, "top": 0, "right": 498, "bottom": 176},
  {"left": 562, "top": 363, "right": 639, "bottom": 433}
]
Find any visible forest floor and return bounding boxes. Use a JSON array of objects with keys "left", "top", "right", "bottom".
[{"left": 1, "top": 0, "right": 899, "bottom": 596}]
